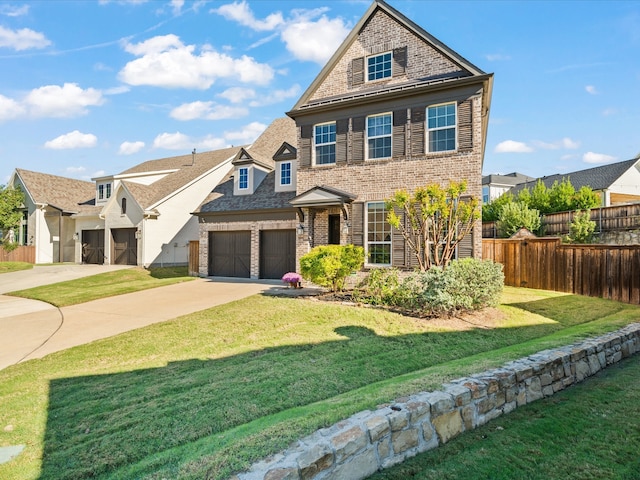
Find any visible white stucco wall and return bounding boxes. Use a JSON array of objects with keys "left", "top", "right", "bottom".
[{"left": 611, "top": 163, "right": 640, "bottom": 196}]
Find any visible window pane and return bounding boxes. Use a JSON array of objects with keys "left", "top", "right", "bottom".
[
  {"left": 367, "top": 202, "right": 391, "bottom": 265},
  {"left": 367, "top": 52, "right": 392, "bottom": 81},
  {"left": 427, "top": 103, "right": 456, "bottom": 152},
  {"left": 367, "top": 114, "right": 392, "bottom": 159},
  {"left": 239, "top": 168, "right": 248, "bottom": 189},
  {"left": 280, "top": 162, "right": 291, "bottom": 185},
  {"left": 314, "top": 123, "right": 336, "bottom": 165}
]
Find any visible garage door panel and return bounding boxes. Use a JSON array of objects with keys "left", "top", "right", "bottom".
[
  {"left": 209, "top": 231, "right": 251, "bottom": 278},
  {"left": 112, "top": 228, "right": 137, "bottom": 266},
  {"left": 82, "top": 230, "right": 105, "bottom": 265},
  {"left": 260, "top": 230, "right": 295, "bottom": 279}
]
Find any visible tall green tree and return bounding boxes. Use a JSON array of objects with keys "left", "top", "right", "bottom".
[
  {"left": 386, "top": 180, "right": 480, "bottom": 271},
  {"left": 549, "top": 178, "right": 575, "bottom": 213},
  {"left": 0, "top": 185, "right": 24, "bottom": 246}
]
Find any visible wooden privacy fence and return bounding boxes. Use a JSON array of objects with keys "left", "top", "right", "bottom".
[
  {"left": 0, "top": 245, "right": 35, "bottom": 263},
  {"left": 483, "top": 238, "right": 640, "bottom": 304},
  {"left": 188, "top": 240, "right": 199, "bottom": 276}
]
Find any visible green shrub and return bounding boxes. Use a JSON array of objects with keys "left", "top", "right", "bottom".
[
  {"left": 496, "top": 202, "right": 541, "bottom": 237},
  {"left": 299, "top": 244, "right": 364, "bottom": 292},
  {"left": 565, "top": 210, "right": 596, "bottom": 244},
  {"left": 355, "top": 259, "right": 504, "bottom": 316}
]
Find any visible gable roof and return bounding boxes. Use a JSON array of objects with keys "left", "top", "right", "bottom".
[
  {"left": 510, "top": 158, "right": 640, "bottom": 194},
  {"left": 290, "top": 0, "right": 490, "bottom": 113},
  {"left": 482, "top": 172, "right": 535, "bottom": 187},
  {"left": 13, "top": 168, "right": 97, "bottom": 214},
  {"left": 290, "top": 185, "right": 357, "bottom": 207}
]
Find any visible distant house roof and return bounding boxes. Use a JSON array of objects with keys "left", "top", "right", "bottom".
[
  {"left": 510, "top": 158, "right": 640, "bottom": 195},
  {"left": 117, "top": 145, "right": 242, "bottom": 210},
  {"left": 482, "top": 172, "right": 535, "bottom": 187},
  {"left": 13, "top": 168, "right": 97, "bottom": 214}
]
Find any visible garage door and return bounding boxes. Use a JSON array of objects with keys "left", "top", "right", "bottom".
[
  {"left": 208, "top": 231, "right": 251, "bottom": 278},
  {"left": 112, "top": 228, "right": 137, "bottom": 265},
  {"left": 82, "top": 229, "right": 105, "bottom": 264},
  {"left": 260, "top": 230, "right": 296, "bottom": 279}
]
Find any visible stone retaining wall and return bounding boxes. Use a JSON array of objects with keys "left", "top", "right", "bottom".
[{"left": 233, "top": 323, "right": 640, "bottom": 480}]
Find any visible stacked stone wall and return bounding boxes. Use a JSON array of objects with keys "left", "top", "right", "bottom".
[{"left": 234, "top": 323, "right": 640, "bottom": 480}]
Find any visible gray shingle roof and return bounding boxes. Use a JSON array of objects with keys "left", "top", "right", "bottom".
[
  {"left": 510, "top": 158, "right": 639, "bottom": 194},
  {"left": 482, "top": 172, "right": 535, "bottom": 187},
  {"left": 15, "top": 168, "right": 97, "bottom": 214}
]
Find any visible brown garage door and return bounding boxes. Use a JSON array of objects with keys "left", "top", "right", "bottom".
[
  {"left": 112, "top": 228, "right": 137, "bottom": 265},
  {"left": 82, "top": 229, "right": 105, "bottom": 264},
  {"left": 260, "top": 229, "right": 296, "bottom": 280},
  {"left": 208, "top": 231, "right": 251, "bottom": 278}
]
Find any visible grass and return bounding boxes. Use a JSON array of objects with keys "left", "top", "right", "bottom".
[
  {"left": 0, "top": 287, "right": 638, "bottom": 480},
  {"left": 6, "top": 266, "right": 194, "bottom": 307},
  {"left": 0, "top": 261, "right": 33, "bottom": 274},
  {"left": 371, "top": 354, "right": 640, "bottom": 480}
]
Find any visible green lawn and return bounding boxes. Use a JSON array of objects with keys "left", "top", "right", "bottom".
[
  {"left": 0, "top": 287, "right": 638, "bottom": 480},
  {"left": 7, "top": 266, "right": 194, "bottom": 306},
  {"left": 0, "top": 262, "right": 33, "bottom": 274}
]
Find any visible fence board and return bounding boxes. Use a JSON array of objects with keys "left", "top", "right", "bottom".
[
  {"left": 483, "top": 238, "right": 640, "bottom": 305},
  {"left": 188, "top": 241, "right": 199, "bottom": 276},
  {"left": 0, "top": 246, "right": 35, "bottom": 263}
]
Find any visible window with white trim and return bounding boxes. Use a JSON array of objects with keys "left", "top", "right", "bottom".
[
  {"left": 105, "top": 183, "right": 111, "bottom": 199},
  {"left": 367, "top": 113, "right": 392, "bottom": 159},
  {"left": 314, "top": 123, "right": 336, "bottom": 165},
  {"left": 427, "top": 103, "right": 456, "bottom": 152},
  {"left": 238, "top": 167, "right": 248, "bottom": 190},
  {"left": 367, "top": 52, "right": 392, "bottom": 81},
  {"left": 98, "top": 184, "right": 104, "bottom": 200},
  {"left": 366, "top": 202, "right": 391, "bottom": 265},
  {"left": 280, "top": 162, "right": 291, "bottom": 186}
]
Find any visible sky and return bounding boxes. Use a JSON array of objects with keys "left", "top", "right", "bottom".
[{"left": 1, "top": 0, "right": 639, "bottom": 185}]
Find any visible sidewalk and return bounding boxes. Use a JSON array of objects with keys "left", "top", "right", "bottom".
[{"left": 0, "top": 277, "right": 278, "bottom": 370}]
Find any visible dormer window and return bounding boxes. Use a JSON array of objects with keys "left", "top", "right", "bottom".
[
  {"left": 98, "top": 184, "right": 104, "bottom": 200},
  {"left": 238, "top": 167, "right": 249, "bottom": 190},
  {"left": 280, "top": 162, "right": 292, "bottom": 186},
  {"left": 106, "top": 183, "right": 111, "bottom": 198},
  {"left": 121, "top": 197, "right": 127, "bottom": 215},
  {"left": 97, "top": 182, "right": 112, "bottom": 201},
  {"left": 367, "top": 52, "right": 392, "bottom": 81}
]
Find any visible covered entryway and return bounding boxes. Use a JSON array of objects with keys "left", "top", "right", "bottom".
[
  {"left": 208, "top": 231, "right": 250, "bottom": 277},
  {"left": 81, "top": 230, "right": 105, "bottom": 265},
  {"left": 112, "top": 228, "right": 137, "bottom": 265},
  {"left": 260, "top": 229, "right": 296, "bottom": 279}
]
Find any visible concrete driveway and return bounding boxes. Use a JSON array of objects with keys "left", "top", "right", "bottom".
[{"left": 0, "top": 265, "right": 280, "bottom": 371}]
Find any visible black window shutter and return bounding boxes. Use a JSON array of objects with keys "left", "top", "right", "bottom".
[
  {"left": 393, "top": 109, "right": 407, "bottom": 158},
  {"left": 458, "top": 100, "right": 473, "bottom": 152},
  {"left": 410, "top": 107, "right": 425, "bottom": 156},
  {"left": 351, "top": 57, "right": 365, "bottom": 87},
  {"left": 299, "top": 124, "right": 313, "bottom": 167},
  {"left": 352, "top": 202, "right": 364, "bottom": 247},
  {"left": 352, "top": 116, "right": 365, "bottom": 163},
  {"left": 393, "top": 46, "right": 407, "bottom": 76},
  {"left": 336, "top": 119, "right": 349, "bottom": 165}
]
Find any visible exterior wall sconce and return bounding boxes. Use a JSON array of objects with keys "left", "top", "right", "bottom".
[
  {"left": 135, "top": 229, "right": 142, "bottom": 240},
  {"left": 72, "top": 232, "right": 79, "bottom": 241},
  {"left": 342, "top": 222, "right": 350, "bottom": 234},
  {"left": 296, "top": 223, "right": 305, "bottom": 236}
]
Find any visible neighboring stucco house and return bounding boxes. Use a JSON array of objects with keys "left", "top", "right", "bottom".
[
  {"left": 195, "top": 0, "right": 493, "bottom": 279},
  {"left": 509, "top": 156, "right": 640, "bottom": 207},
  {"left": 9, "top": 146, "right": 240, "bottom": 266},
  {"left": 482, "top": 172, "right": 535, "bottom": 204}
]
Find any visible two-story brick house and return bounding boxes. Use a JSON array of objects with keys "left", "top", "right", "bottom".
[{"left": 195, "top": 0, "right": 493, "bottom": 279}]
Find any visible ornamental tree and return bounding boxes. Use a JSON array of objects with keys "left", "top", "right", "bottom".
[
  {"left": 0, "top": 185, "right": 24, "bottom": 249},
  {"left": 386, "top": 180, "right": 480, "bottom": 271}
]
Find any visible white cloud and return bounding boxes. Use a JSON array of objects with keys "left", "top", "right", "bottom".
[
  {"left": 104, "top": 85, "right": 130, "bottom": 95},
  {"left": 583, "top": 151, "right": 617, "bottom": 164},
  {"left": 218, "top": 87, "right": 256, "bottom": 104},
  {"left": 152, "top": 131, "right": 227, "bottom": 151},
  {"left": 249, "top": 84, "right": 301, "bottom": 107},
  {"left": 494, "top": 140, "right": 533, "bottom": 153},
  {"left": 25, "top": 83, "right": 104, "bottom": 118},
  {"left": 281, "top": 15, "right": 350, "bottom": 64},
  {"left": 44, "top": 131, "right": 98, "bottom": 150},
  {"left": 0, "top": 4, "right": 29, "bottom": 17},
  {"left": 0, "top": 94, "right": 26, "bottom": 120},
  {"left": 118, "top": 141, "right": 145, "bottom": 155},
  {"left": 170, "top": 101, "right": 248, "bottom": 120},
  {"left": 65, "top": 166, "right": 87, "bottom": 174},
  {"left": 0, "top": 25, "right": 51, "bottom": 50},
  {"left": 485, "top": 53, "right": 511, "bottom": 61},
  {"left": 119, "top": 34, "right": 274, "bottom": 89},
  {"left": 213, "top": 1, "right": 284, "bottom": 31},
  {"left": 585, "top": 85, "right": 598, "bottom": 95},
  {"left": 170, "top": 0, "right": 184, "bottom": 15},
  {"left": 225, "top": 121, "right": 267, "bottom": 144},
  {"left": 533, "top": 137, "right": 580, "bottom": 150}
]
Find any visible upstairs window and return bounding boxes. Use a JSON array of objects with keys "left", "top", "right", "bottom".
[
  {"left": 280, "top": 162, "right": 292, "bottom": 186},
  {"left": 238, "top": 167, "right": 249, "bottom": 190},
  {"left": 367, "top": 113, "right": 392, "bottom": 159},
  {"left": 98, "top": 184, "right": 104, "bottom": 200},
  {"left": 366, "top": 202, "right": 391, "bottom": 265},
  {"left": 427, "top": 103, "right": 457, "bottom": 152},
  {"left": 105, "top": 183, "right": 111, "bottom": 199},
  {"left": 121, "top": 198, "right": 127, "bottom": 215},
  {"left": 314, "top": 123, "right": 336, "bottom": 165},
  {"left": 367, "top": 52, "right": 392, "bottom": 81}
]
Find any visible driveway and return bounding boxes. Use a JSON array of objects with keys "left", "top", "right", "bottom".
[{"left": 0, "top": 265, "right": 281, "bottom": 371}]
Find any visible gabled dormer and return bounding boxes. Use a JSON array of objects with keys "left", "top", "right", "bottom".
[
  {"left": 93, "top": 175, "right": 115, "bottom": 205},
  {"left": 273, "top": 142, "right": 297, "bottom": 193},
  {"left": 232, "top": 148, "right": 271, "bottom": 196}
]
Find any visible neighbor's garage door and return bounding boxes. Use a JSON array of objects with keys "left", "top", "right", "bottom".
[
  {"left": 260, "top": 229, "right": 295, "bottom": 279},
  {"left": 82, "top": 229, "right": 105, "bottom": 264},
  {"left": 112, "top": 228, "right": 137, "bottom": 265},
  {"left": 208, "top": 231, "right": 251, "bottom": 277}
]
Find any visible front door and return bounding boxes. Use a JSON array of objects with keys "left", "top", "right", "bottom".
[{"left": 328, "top": 214, "right": 341, "bottom": 245}]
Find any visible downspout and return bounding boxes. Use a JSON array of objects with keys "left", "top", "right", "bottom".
[{"left": 58, "top": 210, "right": 62, "bottom": 263}]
